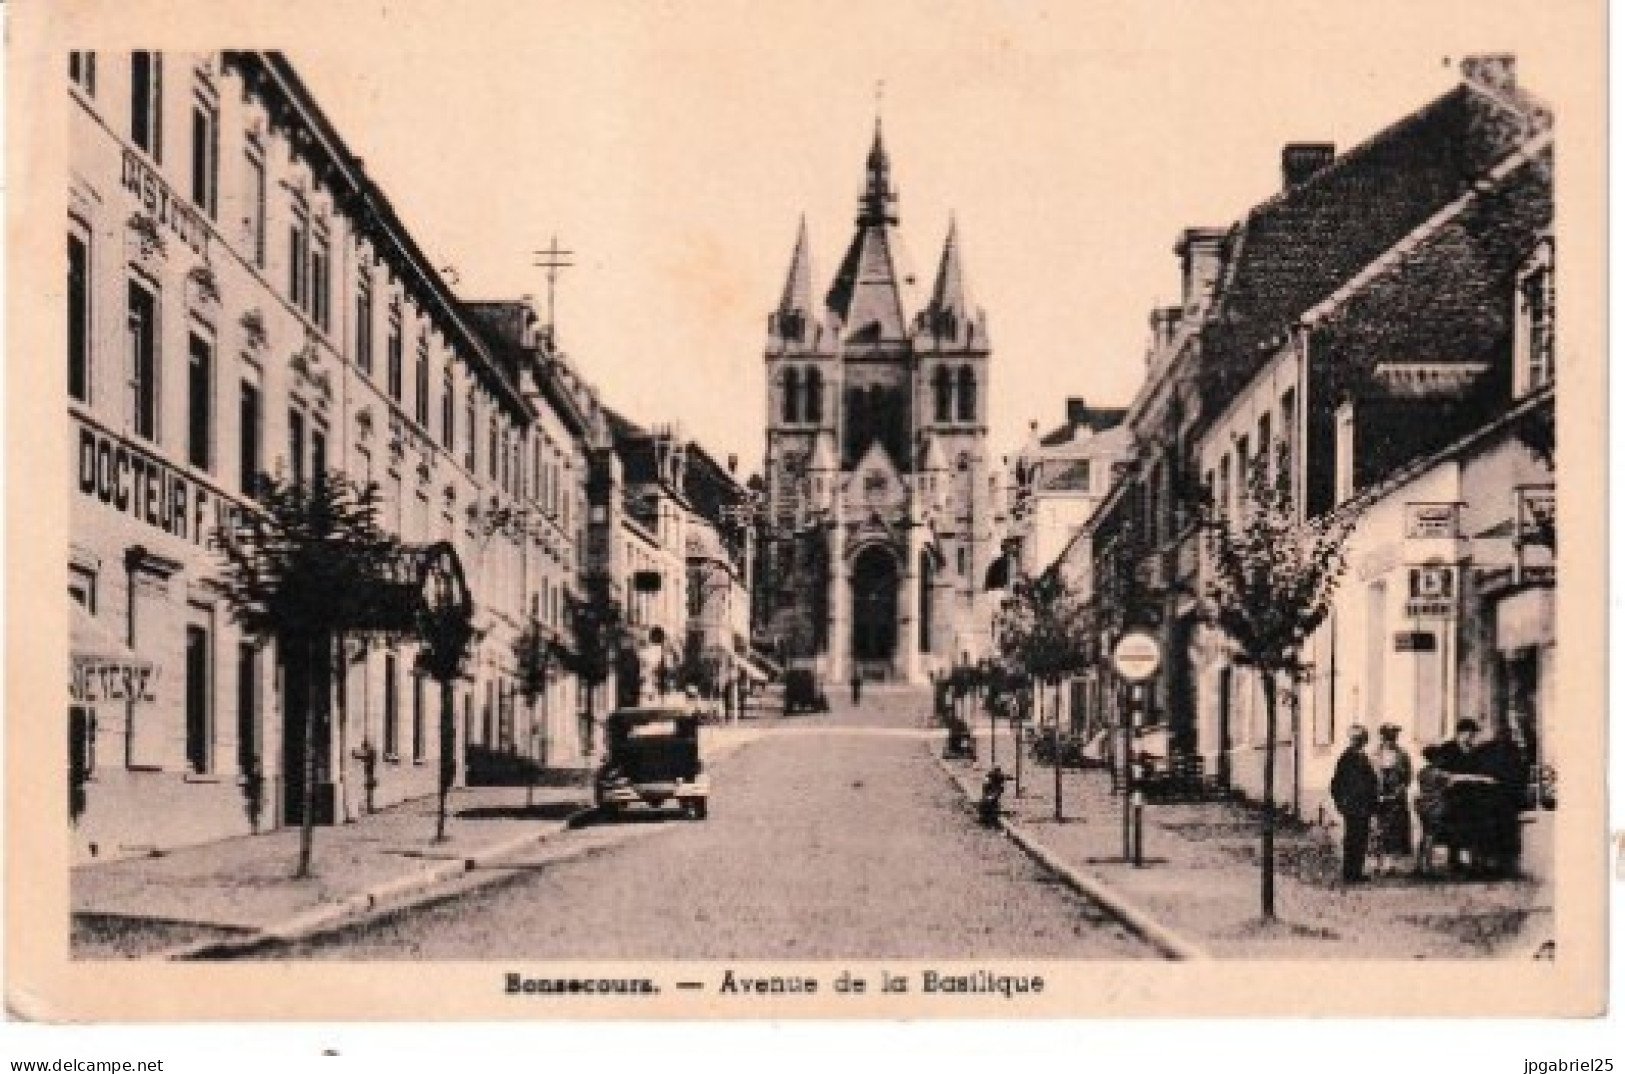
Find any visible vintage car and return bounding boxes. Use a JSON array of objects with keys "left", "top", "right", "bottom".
[
  {"left": 593, "top": 706, "right": 709, "bottom": 820},
  {"left": 782, "top": 667, "right": 829, "bottom": 715}
]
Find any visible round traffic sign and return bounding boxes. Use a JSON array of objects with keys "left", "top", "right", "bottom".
[{"left": 1112, "top": 632, "right": 1161, "bottom": 683}]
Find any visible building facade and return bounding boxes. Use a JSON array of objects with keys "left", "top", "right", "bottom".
[
  {"left": 66, "top": 51, "right": 595, "bottom": 860},
  {"left": 759, "top": 124, "right": 995, "bottom": 683},
  {"left": 1078, "top": 55, "right": 1555, "bottom": 828}
]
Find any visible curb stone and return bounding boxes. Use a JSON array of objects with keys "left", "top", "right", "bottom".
[
  {"left": 159, "top": 804, "right": 596, "bottom": 960},
  {"left": 932, "top": 748, "right": 1211, "bottom": 962}
]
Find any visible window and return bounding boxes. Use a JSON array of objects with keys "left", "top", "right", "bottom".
[
  {"left": 933, "top": 365, "right": 953, "bottom": 423},
  {"left": 287, "top": 197, "right": 309, "bottom": 309},
  {"left": 190, "top": 91, "right": 218, "bottom": 218},
  {"left": 414, "top": 336, "right": 430, "bottom": 426},
  {"left": 1365, "top": 581, "right": 1387, "bottom": 724},
  {"left": 956, "top": 545, "right": 968, "bottom": 577},
  {"left": 384, "top": 653, "right": 400, "bottom": 758},
  {"left": 69, "top": 232, "right": 90, "bottom": 402},
  {"left": 1257, "top": 414, "right": 1272, "bottom": 487},
  {"left": 352, "top": 272, "right": 374, "bottom": 372},
  {"left": 782, "top": 367, "right": 800, "bottom": 424},
  {"left": 1280, "top": 388, "right": 1297, "bottom": 490},
  {"left": 244, "top": 148, "right": 266, "bottom": 267},
  {"left": 1334, "top": 402, "right": 1355, "bottom": 505},
  {"left": 411, "top": 672, "right": 426, "bottom": 762},
  {"left": 1234, "top": 434, "right": 1250, "bottom": 498},
  {"left": 805, "top": 367, "right": 823, "bottom": 424},
  {"left": 957, "top": 366, "right": 977, "bottom": 422},
  {"left": 127, "top": 280, "right": 159, "bottom": 442},
  {"left": 185, "top": 620, "right": 212, "bottom": 774},
  {"left": 489, "top": 417, "right": 499, "bottom": 481},
  {"left": 239, "top": 382, "right": 261, "bottom": 494},
  {"left": 288, "top": 407, "right": 306, "bottom": 487},
  {"left": 130, "top": 52, "right": 162, "bottom": 160},
  {"left": 464, "top": 392, "right": 477, "bottom": 470},
  {"left": 187, "top": 331, "right": 213, "bottom": 471},
  {"left": 311, "top": 425, "right": 327, "bottom": 484},
  {"left": 1516, "top": 239, "right": 1555, "bottom": 394},
  {"left": 441, "top": 369, "right": 455, "bottom": 450},
  {"left": 1218, "top": 453, "right": 1231, "bottom": 518},
  {"left": 386, "top": 306, "right": 403, "bottom": 401},
  {"left": 236, "top": 643, "right": 260, "bottom": 775},
  {"left": 311, "top": 228, "right": 331, "bottom": 331},
  {"left": 69, "top": 51, "right": 97, "bottom": 96}
]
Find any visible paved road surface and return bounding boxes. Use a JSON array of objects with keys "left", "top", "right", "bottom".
[{"left": 256, "top": 688, "right": 1153, "bottom": 959}]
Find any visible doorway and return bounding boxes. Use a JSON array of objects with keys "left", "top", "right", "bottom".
[{"left": 850, "top": 545, "right": 900, "bottom": 666}]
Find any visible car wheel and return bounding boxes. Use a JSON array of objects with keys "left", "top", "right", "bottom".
[{"left": 686, "top": 799, "right": 708, "bottom": 821}]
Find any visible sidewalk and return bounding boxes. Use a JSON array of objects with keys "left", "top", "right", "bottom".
[
  {"left": 71, "top": 774, "right": 594, "bottom": 959},
  {"left": 942, "top": 727, "right": 1552, "bottom": 959},
  {"left": 73, "top": 725, "right": 767, "bottom": 959}
]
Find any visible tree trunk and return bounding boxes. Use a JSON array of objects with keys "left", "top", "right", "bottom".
[
  {"left": 435, "top": 675, "right": 457, "bottom": 843},
  {"left": 334, "top": 638, "right": 352, "bottom": 824},
  {"left": 1260, "top": 672, "right": 1278, "bottom": 921},
  {"left": 295, "top": 632, "right": 325, "bottom": 879},
  {"left": 1053, "top": 679, "right": 1064, "bottom": 822}
]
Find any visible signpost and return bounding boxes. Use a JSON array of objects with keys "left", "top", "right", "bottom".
[{"left": 1112, "top": 632, "right": 1161, "bottom": 865}]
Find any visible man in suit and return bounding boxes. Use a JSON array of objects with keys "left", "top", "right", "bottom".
[{"left": 1330, "top": 724, "right": 1379, "bottom": 883}]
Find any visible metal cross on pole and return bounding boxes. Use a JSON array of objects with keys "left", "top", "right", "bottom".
[{"left": 532, "top": 234, "right": 576, "bottom": 343}]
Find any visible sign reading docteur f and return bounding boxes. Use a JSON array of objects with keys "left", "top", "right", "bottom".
[{"left": 1112, "top": 632, "right": 1162, "bottom": 684}]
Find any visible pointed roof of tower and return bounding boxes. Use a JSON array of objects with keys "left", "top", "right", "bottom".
[
  {"left": 916, "top": 214, "right": 987, "bottom": 348},
  {"left": 929, "top": 215, "right": 970, "bottom": 314},
  {"left": 779, "top": 215, "right": 815, "bottom": 315},
  {"left": 825, "top": 119, "right": 915, "bottom": 342}
]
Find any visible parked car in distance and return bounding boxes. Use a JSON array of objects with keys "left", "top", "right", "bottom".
[{"left": 783, "top": 667, "right": 829, "bottom": 715}]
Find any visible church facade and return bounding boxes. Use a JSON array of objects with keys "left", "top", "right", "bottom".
[{"left": 759, "top": 124, "right": 995, "bottom": 684}]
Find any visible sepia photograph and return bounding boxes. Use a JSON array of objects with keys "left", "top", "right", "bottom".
[{"left": 4, "top": 0, "right": 1608, "bottom": 1023}]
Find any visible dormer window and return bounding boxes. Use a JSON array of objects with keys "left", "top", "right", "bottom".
[{"left": 1515, "top": 237, "right": 1555, "bottom": 396}]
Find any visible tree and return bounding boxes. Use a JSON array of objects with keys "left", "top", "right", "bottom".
[
  {"left": 567, "top": 574, "right": 630, "bottom": 749},
  {"left": 213, "top": 472, "right": 410, "bottom": 878},
  {"left": 1200, "top": 452, "right": 1353, "bottom": 920},
  {"left": 417, "top": 559, "right": 477, "bottom": 843},
  {"left": 514, "top": 616, "right": 554, "bottom": 807},
  {"left": 994, "top": 571, "right": 1094, "bottom": 820}
]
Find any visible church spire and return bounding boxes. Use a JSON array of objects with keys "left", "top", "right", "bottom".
[
  {"left": 916, "top": 214, "right": 985, "bottom": 347},
  {"left": 779, "top": 214, "right": 814, "bottom": 316},
  {"left": 928, "top": 214, "right": 969, "bottom": 317},
  {"left": 858, "top": 117, "right": 898, "bottom": 227}
]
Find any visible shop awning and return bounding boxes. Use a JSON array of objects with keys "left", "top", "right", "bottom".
[{"left": 70, "top": 604, "right": 158, "bottom": 705}]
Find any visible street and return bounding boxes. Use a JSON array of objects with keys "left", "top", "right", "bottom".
[{"left": 252, "top": 689, "right": 1153, "bottom": 959}]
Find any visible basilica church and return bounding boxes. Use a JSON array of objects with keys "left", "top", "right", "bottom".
[{"left": 759, "top": 122, "right": 996, "bottom": 684}]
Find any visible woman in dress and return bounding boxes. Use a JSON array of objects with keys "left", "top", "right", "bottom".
[{"left": 1372, "top": 723, "right": 1414, "bottom": 876}]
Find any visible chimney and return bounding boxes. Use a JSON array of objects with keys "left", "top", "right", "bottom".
[
  {"left": 1461, "top": 54, "right": 1517, "bottom": 94},
  {"left": 1066, "top": 398, "right": 1089, "bottom": 426},
  {"left": 1175, "top": 228, "right": 1227, "bottom": 314},
  {"left": 727, "top": 453, "right": 738, "bottom": 475},
  {"left": 1281, "top": 142, "right": 1336, "bottom": 190}
]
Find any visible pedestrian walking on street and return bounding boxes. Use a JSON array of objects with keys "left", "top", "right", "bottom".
[
  {"left": 1330, "top": 724, "right": 1379, "bottom": 883},
  {"left": 1372, "top": 723, "right": 1414, "bottom": 876},
  {"left": 850, "top": 669, "right": 863, "bottom": 707}
]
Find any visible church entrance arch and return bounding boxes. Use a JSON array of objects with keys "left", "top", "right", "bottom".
[{"left": 850, "top": 544, "right": 900, "bottom": 666}]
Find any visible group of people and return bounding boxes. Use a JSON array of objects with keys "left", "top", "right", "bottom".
[{"left": 1330, "top": 718, "right": 1528, "bottom": 884}]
